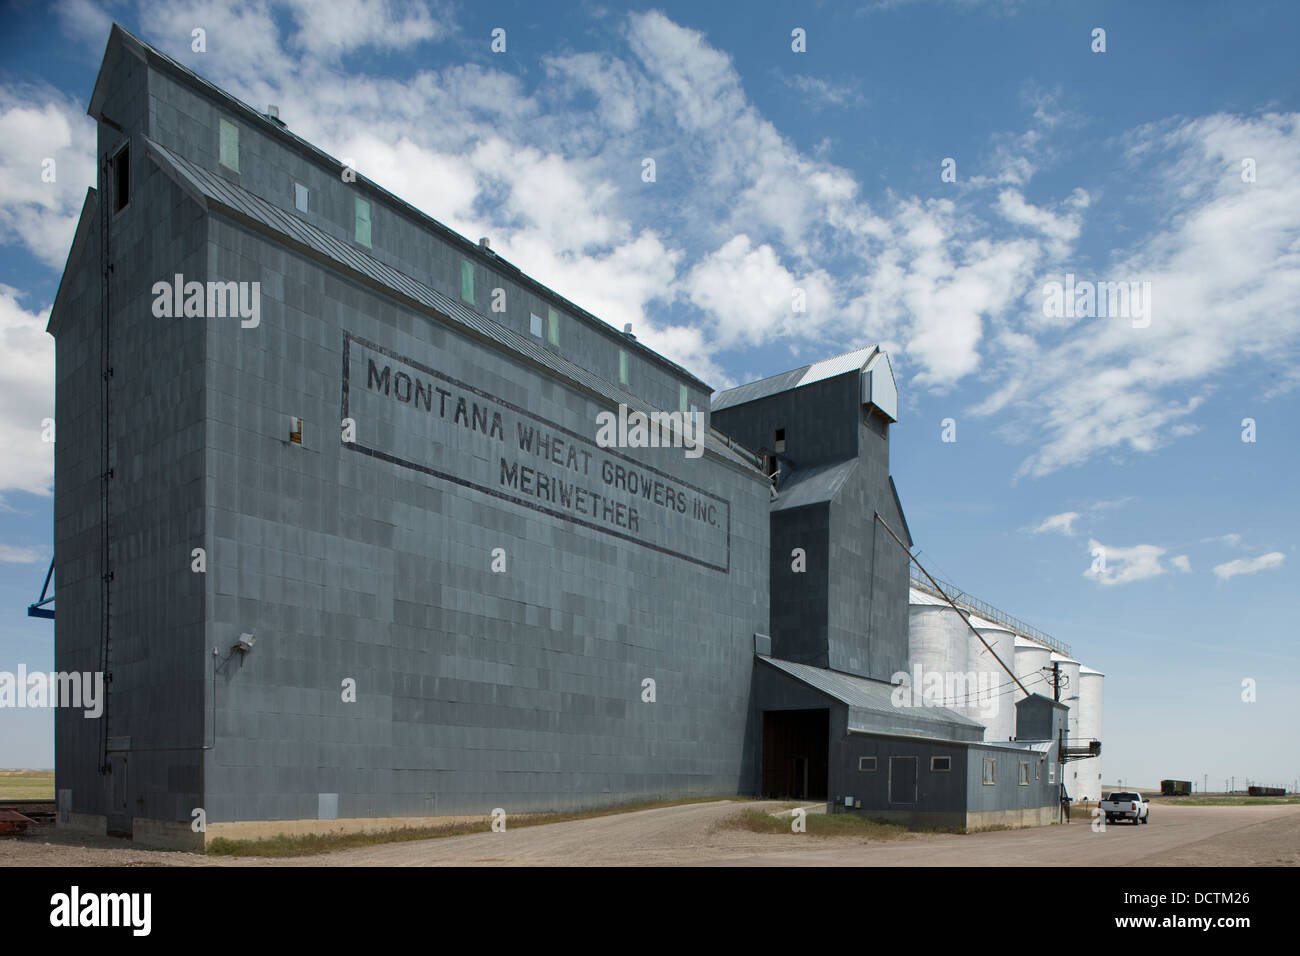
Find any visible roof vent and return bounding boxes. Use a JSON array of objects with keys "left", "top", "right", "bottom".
[
  {"left": 623, "top": 322, "right": 635, "bottom": 339},
  {"left": 478, "top": 237, "right": 492, "bottom": 254},
  {"left": 264, "top": 105, "right": 286, "bottom": 128}
]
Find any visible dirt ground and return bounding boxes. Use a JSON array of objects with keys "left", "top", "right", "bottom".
[{"left": 1, "top": 799, "right": 1296, "bottom": 867}]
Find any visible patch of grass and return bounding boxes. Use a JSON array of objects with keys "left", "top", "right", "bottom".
[
  {"left": 207, "top": 795, "right": 751, "bottom": 857},
  {"left": 0, "top": 770, "right": 55, "bottom": 801},
  {"left": 722, "top": 808, "right": 910, "bottom": 840},
  {"left": 1153, "top": 796, "right": 1300, "bottom": 807}
]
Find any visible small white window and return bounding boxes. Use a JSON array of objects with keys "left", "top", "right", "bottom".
[
  {"left": 547, "top": 308, "right": 560, "bottom": 346},
  {"left": 1019, "top": 761, "right": 1030, "bottom": 786},
  {"left": 460, "top": 259, "right": 474, "bottom": 303},
  {"left": 1050, "top": 763, "right": 1056, "bottom": 783},
  {"left": 530, "top": 313, "right": 543, "bottom": 337},
  {"left": 858, "top": 756, "right": 876, "bottom": 772},
  {"left": 354, "top": 196, "right": 371, "bottom": 247},
  {"left": 931, "top": 756, "right": 951, "bottom": 773},
  {"left": 983, "top": 757, "right": 996, "bottom": 786},
  {"left": 219, "top": 119, "right": 239, "bottom": 172},
  {"left": 679, "top": 384, "right": 688, "bottom": 413},
  {"left": 294, "top": 182, "right": 308, "bottom": 212},
  {"left": 618, "top": 349, "right": 629, "bottom": 385}
]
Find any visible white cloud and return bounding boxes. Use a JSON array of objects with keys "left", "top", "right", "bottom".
[
  {"left": 1171, "top": 555, "right": 1191, "bottom": 572},
  {"left": 685, "top": 236, "right": 832, "bottom": 349},
  {"left": 0, "top": 86, "right": 97, "bottom": 269},
  {"left": 7, "top": 2, "right": 1300, "bottom": 495},
  {"left": 53, "top": 0, "right": 116, "bottom": 52},
  {"left": 1213, "top": 552, "right": 1285, "bottom": 581},
  {"left": 1083, "top": 538, "right": 1168, "bottom": 587},
  {"left": 283, "top": 0, "right": 453, "bottom": 58},
  {"left": 778, "top": 73, "right": 867, "bottom": 111},
  {"left": 1031, "top": 511, "right": 1078, "bottom": 536},
  {"left": 1201, "top": 533, "right": 1243, "bottom": 548},
  {"left": 0, "top": 286, "right": 55, "bottom": 501},
  {"left": 0, "top": 544, "right": 49, "bottom": 563},
  {"left": 976, "top": 112, "right": 1300, "bottom": 478}
]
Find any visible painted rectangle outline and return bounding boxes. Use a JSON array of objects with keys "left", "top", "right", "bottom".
[{"left": 340, "top": 331, "right": 731, "bottom": 573}]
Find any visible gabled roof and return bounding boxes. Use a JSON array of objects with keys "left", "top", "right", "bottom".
[
  {"left": 759, "top": 655, "right": 986, "bottom": 740},
  {"left": 712, "top": 345, "right": 883, "bottom": 412},
  {"left": 88, "top": 23, "right": 711, "bottom": 391},
  {"left": 46, "top": 188, "right": 100, "bottom": 338},
  {"left": 142, "top": 137, "right": 759, "bottom": 471},
  {"left": 772, "top": 458, "right": 857, "bottom": 512}
]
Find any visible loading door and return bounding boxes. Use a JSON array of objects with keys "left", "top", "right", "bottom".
[
  {"left": 889, "top": 756, "right": 918, "bottom": 805},
  {"left": 106, "top": 753, "right": 132, "bottom": 838},
  {"left": 761, "top": 709, "right": 829, "bottom": 800}
]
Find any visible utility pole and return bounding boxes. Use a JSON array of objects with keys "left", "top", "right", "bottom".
[{"left": 1043, "top": 661, "right": 1062, "bottom": 702}]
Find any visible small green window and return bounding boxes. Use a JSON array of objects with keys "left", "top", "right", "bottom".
[
  {"left": 219, "top": 119, "right": 239, "bottom": 172},
  {"left": 354, "top": 196, "right": 371, "bottom": 247},
  {"left": 679, "top": 384, "right": 688, "bottom": 413},
  {"left": 547, "top": 308, "right": 560, "bottom": 346},
  {"left": 460, "top": 260, "right": 474, "bottom": 303},
  {"left": 618, "top": 350, "right": 629, "bottom": 385}
]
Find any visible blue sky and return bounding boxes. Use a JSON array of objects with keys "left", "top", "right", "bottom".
[{"left": 0, "top": 0, "right": 1296, "bottom": 791}]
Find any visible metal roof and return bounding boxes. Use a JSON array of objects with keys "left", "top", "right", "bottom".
[
  {"left": 92, "top": 24, "right": 713, "bottom": 391},
  {"left": 143, "top": 137, "right": 759, "bottom": 471},
  {"left": 711, "top": 345, "right": 881, "bottom": 411},
  {"left": 975, "top": 739, "right": 1054, "bottom": 754},
  {"left": 758, "top": 655, "right": 985, "bottom": 738},
  {"left": 772, "top": 459, "right": 858, "bottom": 512}
]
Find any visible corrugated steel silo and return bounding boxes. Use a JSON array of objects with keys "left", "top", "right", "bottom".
[
  {"left": 1072, "top": 665, "right": 1105, "bottom": 802},
  {"left": 907, "top": 588, "right": 970, "bottom": 710},
  {"left": 1013, "top": 636, "right": 1054, "bottom": 705},
  {"left": 970, "top": 624, "right": 1017, "bottom": 741}
]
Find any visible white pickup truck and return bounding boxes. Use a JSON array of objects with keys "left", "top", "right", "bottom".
[{"left": 1100, "top": 791, "right": 1150, "bottom": 825}]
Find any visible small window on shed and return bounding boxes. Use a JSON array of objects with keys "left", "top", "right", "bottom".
[
  {"left": 294, "top": 182, "right": 308, "bottom": 212},
  {"left": 774, "top": 427, "right": 786, "bottom": 453},
  {"left": 1050, "top": 762, "right": 1056, "bottom": 784},
  {"left": 678, "top": 384, "right": 689, "bottom": 413},
  {"left": 983, "top": 757, "right": 996, "bottom": 785},
  {"left": 111, "top": 142, "right": 130, "bottom": 213},
  {"left": 1019, "top": 761, "right": 1031, "bottom": 786},
  {"left": 530, "top": 313, "right": 543, "bottom": 338},
  {"left": 858, "top": 757, "right": 877, "bottom": 772},
  {"left": 219, "top": 119, "right": 240, "bottom": 172},
  {"left": 547, "top": 308, "right": 560, "bottom": 346},
  {"left": 618, "top": 349, "right": 629, "bottom": 385},
  {"left": 931, "top": 756, "right": 951, "bottom": 773},
  {"left": 460, "top": 259, "right": 474, "bottom": 303},
  {"left": 354, "top": 196, "right": 371, "bottom": 247}
]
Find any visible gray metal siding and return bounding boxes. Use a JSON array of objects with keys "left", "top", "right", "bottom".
[
  {"left": 143, "top": 65, "right": 706, "bottom": 416},
  {"left": 54, "top": 63, "right": 209, "bottom": 826},
  {"left": 199, "top": 217, "right": 770, "bottom": 821},
  {"left": 835, "top": 734, "right": 968, "bottom": 814}
]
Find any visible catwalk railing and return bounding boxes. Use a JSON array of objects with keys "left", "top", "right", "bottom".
[{"left": 908, "top": 569, "right": 1072, "bottom": 657}]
